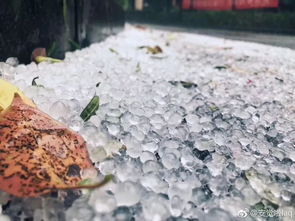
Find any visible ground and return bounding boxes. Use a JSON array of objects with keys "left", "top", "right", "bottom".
[{"left": 0, "top": 24, "right": 295, "bottom": 221}]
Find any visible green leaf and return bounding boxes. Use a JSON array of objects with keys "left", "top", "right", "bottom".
[
  {"left": 47, "top": 42, "right": 57, "bottom": 57},
  {"left": 109, "top": 48, "right": 119, "bottom": 55},
  {"left": 79, "top": 178, "right": 93, "bottom": 186},
  {"left": 77, "top": 175, "right": 113, "bottom": 189},
  {"left": 209, "top": 105, "right": 219, "bottom": 112},
  {"left": 31, "top": 77, "right": 44, "bottom": 88},
  {"left": 68, "top": 39, "right": 81, "bottom": 50},
  {"left": 168, "top": 81, "right": 198, "bottom": 89},
  {"left": 80, "top": 95, "right": 100, "bottom": 122},
  {"left": 214, "top": 65, "right": 228, "bottom": 70},
  {"left": 32, "top": 77, "right": 38, "bottom": 86},
  {"left": 136, "top": 62, "right": 141, "bottom": 73},
  {"left": 179, "top": 81, "right": 198, "bottom": 89}
]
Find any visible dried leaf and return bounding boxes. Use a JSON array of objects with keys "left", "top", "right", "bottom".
[
  {"left": 152, "top": 46, "right": 163, "bottom": 54},
  {"left": 138, "top": 45, "right": 163, "bottom": 55},
  {"left": 134, "top": 25, "right": 147, "bottom": 30},
  {"left": 0, "top": 94, "right": 97, "bottom": 197}
]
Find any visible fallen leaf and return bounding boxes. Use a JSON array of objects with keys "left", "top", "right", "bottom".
[
  {"left": 134, "top": 25, "right": 147, "bottom": 30},
  {"left": 0, "top": 94, "right": 99, "bottom": 197},
  {"left": 0, "top": 79, "right": 35, "bottom": 112},
  {"left": 35, "top": 56, "right": 62, "bottom": 64},
  {"left": 214, "top": 65, "right": 228, "bottom": 70},
  {"left": 31, "top": 48, "right": 47, "bottom": 62},
  {"left": 209, "top": 105, "right": 219, "bottom": 112},
  {"left": 138, "top": 45, "right": 163, "bottom": 55},
  {"left": 168, "top": 81, "right": 198, "bottom": 89},
  {"left": 109, "top": 48, "right": 119, "bottom": 55},
  {"left": 275, "top": 77, "right": 284, "bottom": 83},
  {"left": 31, "top": 77, "right": 44, "bottom": 88},
  {"left": 215, "top": 47, "right": 233, "bottom": 50},
  {"left": 136, "top": 62, "right": 141, "bottom": 73},
  {"left": 80, "top": 95, "right": 100, "bottom": 122}
]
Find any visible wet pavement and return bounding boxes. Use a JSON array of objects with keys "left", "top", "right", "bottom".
[{"left": 138, "top": 23, "right": 295, "bottom": 50}]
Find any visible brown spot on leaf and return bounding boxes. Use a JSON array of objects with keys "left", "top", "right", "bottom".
[{"left": 66, "top": 164, "right": 81, "bottom": 177}]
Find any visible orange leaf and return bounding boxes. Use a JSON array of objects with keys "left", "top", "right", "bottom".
[{"left": 0, "top": 94, "right": 96, "bottom": 197}]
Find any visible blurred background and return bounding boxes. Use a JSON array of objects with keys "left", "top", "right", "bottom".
[
  {"left": 0, "top": 0, "right": 294, "bottom": 63},
  {"left": 123, "top": 0, "right": 295, "bottom": 33}
]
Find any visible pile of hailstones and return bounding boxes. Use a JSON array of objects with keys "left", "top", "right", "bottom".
[{"left": 1, "top": 26, "right": 295, "bottom": 221}]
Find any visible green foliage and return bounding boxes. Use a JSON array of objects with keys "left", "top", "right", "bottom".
[
  {"left": 47, "top": 41, "right": 57, "bottom": 57},
  {"left": 10, "top": 0, "right": 22, "bottom": 16},
  {"left": 115, "top": 0, "right": 130, "bottom": 10},
  {"left": 80, "top": 95, "right": 100, "bottom": 122},
  {"left": 68, "top": 39, "right": 81, "bottom": 51}
]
